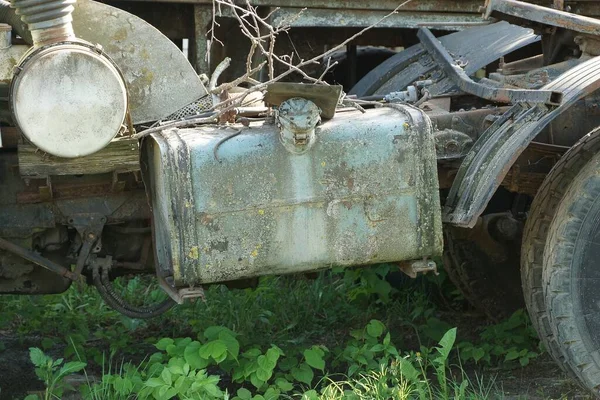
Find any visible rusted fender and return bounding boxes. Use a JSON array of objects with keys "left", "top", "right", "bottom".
[{"left": 443, "top": 55, "right": 600, "bottom": 227}]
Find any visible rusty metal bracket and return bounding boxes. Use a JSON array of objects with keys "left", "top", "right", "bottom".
[
  {"left": 68, "top": 213, "right": 106, "bottom": 277},
  {"left": 157, "top": 275, "right": 205, "bottom": 305},
  {"left": 444, "top": 55, "right": 600, "bottom": 227},
  {"left": 399, "top": 259, "right": 439, "bottom": 279},
  {"left": 484, "top": 0, "right": 600, "bottom": 36},
  {"left": 417, "top": 28, "right": 563, "bottom": 106},
  {"left": 0, "top": 237, "right": 77, "bottom": 280}
]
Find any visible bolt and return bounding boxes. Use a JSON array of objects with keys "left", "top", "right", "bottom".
[{"left": 495, "top": 216, "right": 519, "bottom": 240}]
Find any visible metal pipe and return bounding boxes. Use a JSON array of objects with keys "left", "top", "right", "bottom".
[
  {"left": 0, "top": 237, "right": 77, "bottom": 280},
  {"left": 0, "top": 0, "right": 31, "bottom": 43},
  {"left": 10, "top": 0, "right": 75, "bottom": 47}
]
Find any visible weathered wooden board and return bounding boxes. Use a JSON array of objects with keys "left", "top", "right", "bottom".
[{"left": 18, "top": 138, "right": 140, "bottom": 178}]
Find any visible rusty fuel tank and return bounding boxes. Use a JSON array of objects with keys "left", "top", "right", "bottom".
[{"left": 143, "top": 104, "right": 442, "bottom": 287}]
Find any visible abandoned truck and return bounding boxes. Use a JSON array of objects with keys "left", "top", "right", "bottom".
[{"left": 3, "top": 0, "right": 600, "bottom": 394}]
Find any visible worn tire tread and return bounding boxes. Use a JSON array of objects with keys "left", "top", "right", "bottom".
[
  {"left": 521, "top": 127, "right": 600, "bottom": 380},
  {"left": 543, "top": 148, "right": 600, "bottom": 394}
]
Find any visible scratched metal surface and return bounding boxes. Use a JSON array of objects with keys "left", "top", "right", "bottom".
[
  {"left": 145, "top": 106, "right": 442, "bottom": 286},
  {"left": 71, "top": 0, "right": 207, "bottom": 124},
  {"left": 351, "top": 22, "right": 539, "bottom": 97}
]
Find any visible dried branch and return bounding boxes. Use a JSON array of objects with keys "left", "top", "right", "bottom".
[
  {"left": 136, "top": 0, "right": 415, "bottom": 138},
  {"left": 211, "top": 61, "right": 267, "bottom": 94},
  {"left": 210, "top": 0, "right": 413, "bottom": 113}
]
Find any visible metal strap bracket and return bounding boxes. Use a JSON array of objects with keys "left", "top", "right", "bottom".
[{"left": 417, "top": 27, "right": 563, "bottom": 106}]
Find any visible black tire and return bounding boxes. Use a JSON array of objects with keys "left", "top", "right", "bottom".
[
  {"left": 521, "top": 127, "right": 600, "bottom": 384},
  {"left": 444, "top": 219, "right": 524, "bottom": 321},
  {"left": 542, "top": 142, "right": 600, "bottom": 395}
]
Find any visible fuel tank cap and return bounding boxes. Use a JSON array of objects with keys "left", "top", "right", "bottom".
[{"left": 10, "top": 41, "right": 127, "bottom": 158}]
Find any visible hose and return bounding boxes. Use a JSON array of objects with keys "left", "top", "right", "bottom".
[
  {"left": 10, "top": 0, "right": 76, "bottom": 46},
  {"left": 93, "top": 264, "right": 175, "bottom": 319},
  {"left": 0, "top": 0, "right": 32, "bottom": 43}
]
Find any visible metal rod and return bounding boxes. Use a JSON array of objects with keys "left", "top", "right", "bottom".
[
  {"left": 484, "top": 0, "right": 600, "bottom": 36},
  {"left": 0, "top": 237, "right": 77, "bottom": 280},
  {"left": 417, "top": 27, "right": 563, "bottom": 106}
]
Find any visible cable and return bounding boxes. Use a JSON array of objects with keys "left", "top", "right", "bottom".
[{"left": 93, "top": 265, "right": 175, "bottom": 319}]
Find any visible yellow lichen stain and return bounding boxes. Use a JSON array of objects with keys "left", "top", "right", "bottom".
[
  {"left": 188, "top": 246, "right": 199, "bottom": 260},
  {"left": 136, "top": 68, "right": 155, "bottom": 87},
  {"left": 113, "top": 27, "right": 128, "bottom": 41},
  {"left": 250, "top": 244, "right": 262, "bottom": 258},
  {"left": 321, "top": 161, "right": 326, "bottom": 167},
  {"left": 140, "top": 49, "right": 150, "bottom": 61},
  {"left": 185, "top": 201, "right": 192, "bottom": 208},
  {"left": 258, "top": 209, "right": 265, "bottom": 215}
]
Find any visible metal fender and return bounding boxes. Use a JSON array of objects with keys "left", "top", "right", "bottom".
[
  {"left": 72, "top": 0, "right": 207, "bottom": 124},
  {"left": 443, "top": 55, "right": 600, "bottom": 227}
]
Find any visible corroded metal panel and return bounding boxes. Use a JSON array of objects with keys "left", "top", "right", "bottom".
[
  {"left": 145, "top": 106, "right": 442, "bottom": 286},
  {"left": 72, "top": 0, "right": 207, "bottom": 124}
]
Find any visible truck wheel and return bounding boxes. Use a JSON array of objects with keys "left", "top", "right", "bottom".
[
  {"left": 521, "top": 127, "right": 600, "bottom": 383},
  {"left": 540, "top": 141, "right": 600, "bottom": 394},
  {"left": 444, "top": 213, "right": 524, "bottom": 320}
]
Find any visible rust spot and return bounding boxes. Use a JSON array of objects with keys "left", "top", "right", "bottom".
[{"left": 112, "top": 27, "right": 128, "bottom": 41}]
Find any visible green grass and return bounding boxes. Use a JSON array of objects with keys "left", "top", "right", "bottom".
[{"left": 0, "top": 266, "right": 549, "bottom": 399}]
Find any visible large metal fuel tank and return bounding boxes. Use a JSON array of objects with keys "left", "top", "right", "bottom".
[{"left": 143, "top": 104, "right": 442, "bottom": 286}]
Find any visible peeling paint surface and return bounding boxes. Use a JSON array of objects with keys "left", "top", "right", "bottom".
[{"left": 146, "top": 107, "right": 442, "bottom": 286}]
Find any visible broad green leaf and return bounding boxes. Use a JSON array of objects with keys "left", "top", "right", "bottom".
[
  {"left": 184, "top": 341, "right": 209, "bottom": 369},
  {"left": 366, "top": 320, "right": 385, "bottom": 338},
  {"left": 155, "top": 338, "right": 174, "bottom": 351},
  {"left": 237, "top": 388, "right": 253, "bottom": 400},
  {"left": 519, "top": 356, "right": 530, "bottom": 367},
  {"left": 397, "top": 358, "right": 420, "bottom": 382},
  {"left": 291, "top": 363, "right": 313, "bottom": 385},
  {"left": 436, "top": 327, "right": 457, "bottom": 361},
  {"left": 199, "top": 340, "right": 228, "bottom": 361},
  {"left": 383, "top": 332, "right": 391, "bottom": 346},
  {"left": 473, "top": 348, "right": 485, "bottom": 362},
  {"left": 161, "top": 368, "right": 172, "bottom": 386},
  {"left": 220, "top": 332, "right": 240, "bottom": 360},
  {"left": 264, "top": 387, "right": 281, "bottom": 400},
  {"left": 505, "top": 350, "right": 520, "bottom": 361},
  {"left": 266, "top": 347, "right": 282, "bottom": 366},
  {"left": 255, "top": 366, "right": 272, "bottom": 382},
  {"left": 29, "top": 348, "right": 49, "bottom": 367},
  {"left": 169, "top": 364, "right": 184, "bottom": 375},
  {"left": 257, "top": 355, "right": 276, "bottom": 372},
  {"left": 275, "top": 377, "right": 294, "bottom": 392},
  {"left": 59, "top": 361, "right": 86, "bottom": 376},
  {"left": 370, "top": 344, "right": 385, "bottom": 352},
  {"left": 250, "top": 373, "right": 265, "bottom": 389},
  {"left": 302, "top": 389, "right": 319, "bottom": 400},
  {"left": 243, "top": 348, "right": 262, "bottom": 358},
  {"left": 144, "top": 377, "right": 165, "bottom": 388},
  {"left": 204, "top": 326, "right": 236, "bottom": 341},
  {"left": 303, "top": 349, "right": 325, "bottom": 371}
]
